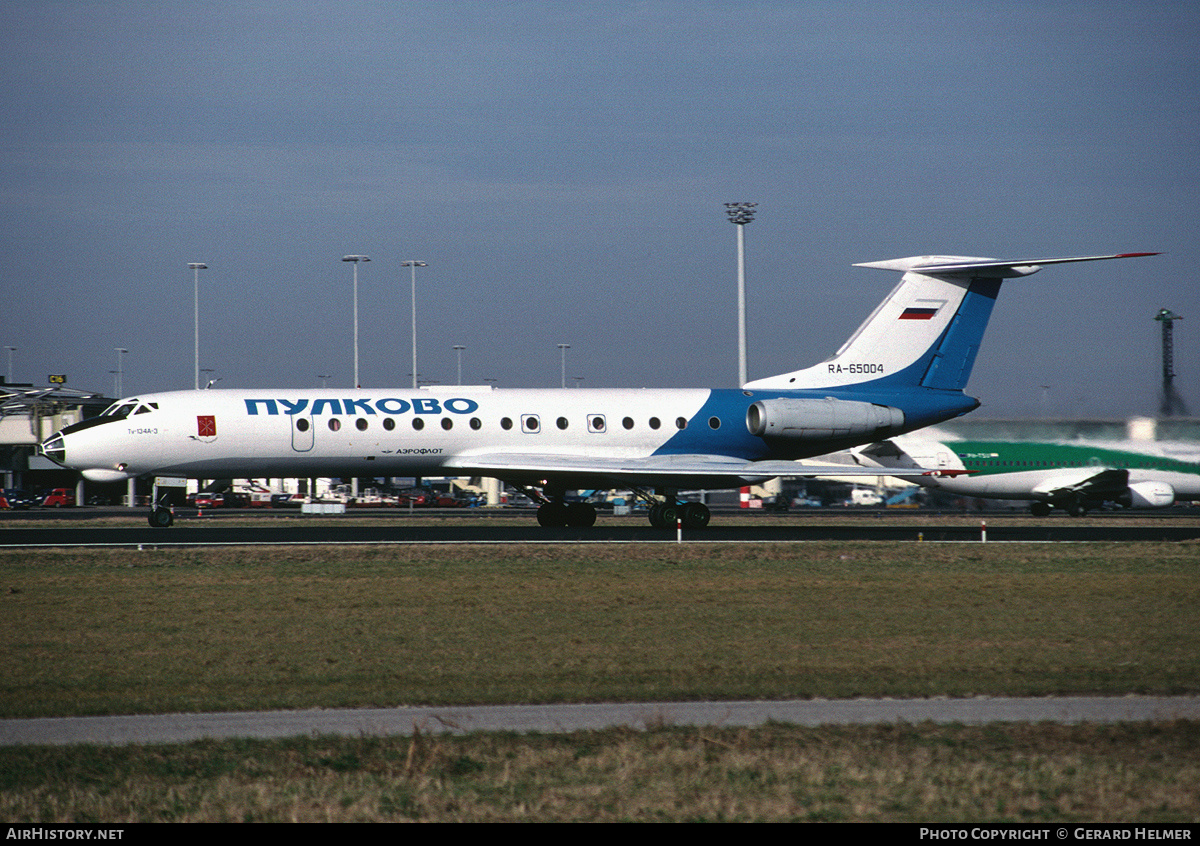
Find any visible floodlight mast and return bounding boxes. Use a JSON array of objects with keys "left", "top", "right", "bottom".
[
  {"left": 724, "top": 202, "right": 757, "bottom": 386},
  {"left": 401, "top": 261, "right": 428, "bottom": 389},
  {"left": 1156, "top": 308, "right": 1188, "bottom": 417},
  {"left": 453, "top": 345, "right": 466, "bottom": 385},
  {"left": 114, "top": 348, "right": 128, "bottom": 398},
  {"left": 188, "top": 263, "right": 207, "bottom": 390},
  {"left": 558, "top": 344, "right": 570, "bottom": 389},
  {"left": 342, "top": 256, "right": 370, "bottom": 388}
]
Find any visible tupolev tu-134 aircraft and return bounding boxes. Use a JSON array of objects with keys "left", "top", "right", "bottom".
[{"left": 41, "top": 251, "right": 1156, "bottom": 529}]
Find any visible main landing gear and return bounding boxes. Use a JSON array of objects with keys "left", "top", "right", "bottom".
[
  {"left": 514, "top": 484, "right": 598, "bottom": 527},
  {"left": 520, "top": 484, "right": 712, "bottom": 530},
  {"left": 1029, "top": 499, "right": 1092, "bottom": 517},
  {"left": 647, "top": 499, "right": 711, "bottom": 530},
  {"left": 536, "top": 499, "right": 598, "bottom": 528}
]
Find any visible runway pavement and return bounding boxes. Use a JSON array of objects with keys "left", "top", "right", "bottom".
[
  {"left": 2, "top": 509, "right": 1199, "bottom": 545},
  {"left": 3, "top": 696, "right": 1198, "bottom": 747}
]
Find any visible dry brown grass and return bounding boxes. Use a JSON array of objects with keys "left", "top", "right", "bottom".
[{"left": 2, "top": 722, "right": 1197, "bottom": 822}]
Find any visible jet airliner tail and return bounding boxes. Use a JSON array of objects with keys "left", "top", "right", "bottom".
[{"left": 742, "top": 252, "right": 1157, "bottom": 393}]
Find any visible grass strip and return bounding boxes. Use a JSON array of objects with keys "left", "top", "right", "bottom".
[
  {"left": 2, "top": 722, "right": 1198, "bottom": 822},
  {"left": 2, "top": 542, "right": 1197, "bottom": 718}
]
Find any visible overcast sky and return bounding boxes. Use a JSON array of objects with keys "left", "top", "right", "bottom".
[{"left": 2, "top": 0, "right": 1196, "bottom": 419}]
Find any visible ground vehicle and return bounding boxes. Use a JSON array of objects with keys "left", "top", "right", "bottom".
[
  {"left": 40, "top": 488, "right": 76, "bottom": 507},
  {"left": 194, "top": 491, "right": 250, "bottom": 508},
  {"left": 848, "top": 489, "right": 884, "bottom": 507},
  {"left": 1, "top": 489, "right": 36, "bottom": 510}
]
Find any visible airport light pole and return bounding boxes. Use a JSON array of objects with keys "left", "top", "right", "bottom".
[
  {"left": 114, "top": 348, "right": 127, "bottom": 397},
  {"left": 3, "top": 347, "right": 14, "bottom": 384},
  {"left": 453, "top": 345, "right": 466, "bottom": 385},
  {"left": 401, "top": 261, "right": 427, "bottom": 389},
  {"left": 724, "top": 202, "right": 757, "bottom": 387},
  {"left": 558, "top": 344, "right": 570, "bottom": 389},
  {"left": 342, "top": 256, "right": 370, "bottom": 387},
  {"left": 188, "top": 263, "right": 207, "bottom": 390}
]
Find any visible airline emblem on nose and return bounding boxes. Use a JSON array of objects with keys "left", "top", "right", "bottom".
[{"left": 197, "top": 416, "right": 217, "bottom": 437}]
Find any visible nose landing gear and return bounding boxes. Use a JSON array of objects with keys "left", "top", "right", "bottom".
[
  {"left": 149, "top": 506, "right": 174, "bottom": 528},
  {"left": 148, "top": 477, "right": 185, "bottom": 527}
]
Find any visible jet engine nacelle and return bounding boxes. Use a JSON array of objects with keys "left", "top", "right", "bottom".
[
  {"left": 746, "top": 397, "right": 905, "bottom": 443},
  {"left": 1117, "top": 481, "right": 1176, "bottom": 509}
]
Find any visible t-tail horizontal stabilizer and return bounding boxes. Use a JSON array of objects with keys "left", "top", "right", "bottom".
[
  {"left": 853, "top": 252, "right": 1160, "bottom": 278},
  {"left": 744, "top": 251, "right": 1158, "bottom": 393}
]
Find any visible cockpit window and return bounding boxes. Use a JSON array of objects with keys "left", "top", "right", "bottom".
[{"left": 101, "top": 400, "right": 139, "bottom": 419}]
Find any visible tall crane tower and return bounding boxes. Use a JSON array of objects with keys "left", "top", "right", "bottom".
[{"left": 1155, "top": 308, "right": 1189, "bottom": 417}]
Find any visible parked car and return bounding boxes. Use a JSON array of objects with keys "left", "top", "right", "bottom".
[
  {"left": 40, "top": 488, "right": 76, "bottom": 508},
  {"left": 1, "top": 489, "right": 37, "bottom": 510},
  {"left": 395, "top": 487, "right": 464, "bottom": 508},
  {"left": 194, "top": 491, "right": 250, "bottom": 508},
  {"left": 270, "top": 493, "right": 306, "bottom": 508}
]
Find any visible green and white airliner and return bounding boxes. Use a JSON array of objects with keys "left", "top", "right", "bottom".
[{"left": 853, "top": 437, "right": 1200, "bottom": 516}]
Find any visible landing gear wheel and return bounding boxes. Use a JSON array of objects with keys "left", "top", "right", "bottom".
[
  {"left": 565, "top": 502, "right": 597, "bottom": 527},
  {"left": 681, "top": 502, "right": 711, "bottom": 530},
  {"left": 648, "top": 502, "right": 680, "bottom": 529},
  {"left": 1068, "top": 503, "right": 1088, "bottom": 517},
  {"left": 1029, "top": 502, "right": 1052, "bottom": 518},
  {"left": 537, "top": 502, "right": 569, "bottom": 527},
  {"left": 149, "top": 507, "right": 174, "bottom": 528}
]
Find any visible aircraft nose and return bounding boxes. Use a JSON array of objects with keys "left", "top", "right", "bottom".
[{"left": 40, "top": 433, "right": 66, "bottom": 466}]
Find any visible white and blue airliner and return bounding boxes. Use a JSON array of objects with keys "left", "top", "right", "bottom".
[{"left": 40, "top": 252, "right": 1155, "bottom": 528}]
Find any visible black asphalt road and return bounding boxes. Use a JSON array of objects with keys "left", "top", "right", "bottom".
[
  {"left": 3, "top": 697, "right": 1198, "bottom": 747},
  {"left": 1, "top": 514, "right": 1198, "bottom": 546}
]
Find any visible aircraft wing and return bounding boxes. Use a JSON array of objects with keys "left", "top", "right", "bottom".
[
  {"left": 1032, "top": 467, "right": 1130, "bottom": 500},
  {"left": 444, "top": 452, "right": 958, "bottom": 488}
]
